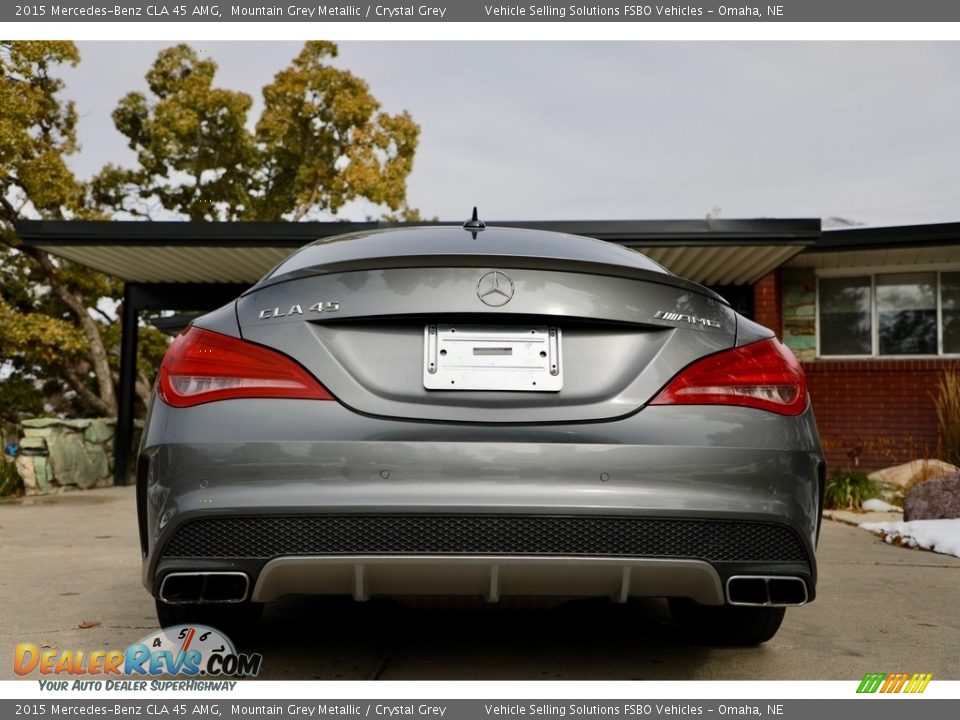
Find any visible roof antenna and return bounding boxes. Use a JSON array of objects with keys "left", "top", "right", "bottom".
[{"left": 462, "top": 206, "right": 486, "bottom": 238}]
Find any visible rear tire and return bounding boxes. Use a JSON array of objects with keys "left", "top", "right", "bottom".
[
  {"left": 155, "top": 600, "right": 263, "bottom": 644},
  {"left": 669, "top": 599, "right": 785, "bottom": 645}
]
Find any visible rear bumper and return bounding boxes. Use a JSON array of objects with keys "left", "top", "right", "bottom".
[
  {"left": 139, "top": 399, "right": 824, "bottom": 606},
  {"left": 151, "top": 513, "right": 815, "bottom": 605}
]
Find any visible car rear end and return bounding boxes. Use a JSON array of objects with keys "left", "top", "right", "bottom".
[{"left": 138, "top": 225, "right": 823, "bottom": 644}]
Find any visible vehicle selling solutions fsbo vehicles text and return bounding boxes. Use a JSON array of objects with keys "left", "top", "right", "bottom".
[{"left": 482, "top": 5, "right": 782, "bottom": 18}]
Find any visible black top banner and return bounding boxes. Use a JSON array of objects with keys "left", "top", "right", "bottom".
[{"left": 5, "top": 0, "right": 960, "bottom": 23}]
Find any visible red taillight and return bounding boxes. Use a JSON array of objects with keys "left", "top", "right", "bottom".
[
  {"left": 157, "top": 326, "right": 334, "bottom": 408},
  {"left": 650, "top": 337, "right": 807, "bottom": 416}
]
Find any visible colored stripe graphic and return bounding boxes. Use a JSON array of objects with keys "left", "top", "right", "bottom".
[
  {"left": 881, "top": 672, "right": 908, "bottom": 692},
  {"left": 857, "top": 672, "right": 932, "bottom": 694},
  {"left": 905, "top": 674, "right": 933, "bottom": 693},
  {"left": 857, "top": 673, "right": 885, "bottom": 693}
]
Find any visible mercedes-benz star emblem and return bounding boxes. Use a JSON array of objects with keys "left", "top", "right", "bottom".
[{"left": 476, "top": 270, "right": 515, "bottom": 307}]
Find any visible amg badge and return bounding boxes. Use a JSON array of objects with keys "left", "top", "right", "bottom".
[{"left": 654, "top": 310, "right": 721, "bottom": 329}]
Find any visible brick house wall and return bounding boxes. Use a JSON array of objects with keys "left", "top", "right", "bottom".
[
  {"left": 752, "top": 272, "right": 781, "bottom": 337},
  {"left": 802, "top": 360, "right": 948, "bottom": 472},
  {"left": 752, "top": 270, "right": 947, "bottom": 473}
]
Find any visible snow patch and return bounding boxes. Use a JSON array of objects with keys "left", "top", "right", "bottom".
[
  {"left": 860, "top": 518, "right": 960, "bottom": 559},
  {"left": 861, "top": 498, "right": 902, "bottom": 513}
]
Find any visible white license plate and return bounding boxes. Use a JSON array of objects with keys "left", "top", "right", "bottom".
[{"left": 423, "top": 324, "right": 562, "bottom": 391}]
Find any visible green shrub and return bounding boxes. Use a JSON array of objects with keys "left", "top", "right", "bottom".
[
  {"left": 823, "top": 468, "right": 878, "bottom": 510},
  {"left": 0, "top": 457, "right": 23, "bottom": 498}
]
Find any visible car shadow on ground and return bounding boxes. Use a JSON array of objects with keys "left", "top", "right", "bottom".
[{"left": 244, "top": 596, "right": 741, "bottom": 680}]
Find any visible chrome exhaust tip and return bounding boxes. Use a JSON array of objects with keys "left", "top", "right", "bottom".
[
  {"left": 159, "top": 572, "right": 249, "bottom": 604},
  {"left": 726, "top": 575, "right": 808, "bottom": 607},
  {"left": 768, "top": 577, "right": 809, "bottom": 605}
]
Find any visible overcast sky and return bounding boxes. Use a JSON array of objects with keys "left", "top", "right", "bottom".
[{"left": 61, "top": 41, "right": 960, "bottom": 228}]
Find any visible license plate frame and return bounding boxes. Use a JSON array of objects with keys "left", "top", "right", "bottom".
[{"left": 423, "top": 324, "right": 562, "bottom": 391}]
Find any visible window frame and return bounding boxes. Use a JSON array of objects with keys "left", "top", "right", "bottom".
[{"left": 815, "top": 265, "right": 960, "bottom": 359}]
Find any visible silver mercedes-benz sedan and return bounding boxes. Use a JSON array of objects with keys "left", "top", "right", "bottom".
[{"left": 137, "top": 218, "right": 824, "bottom": 645}]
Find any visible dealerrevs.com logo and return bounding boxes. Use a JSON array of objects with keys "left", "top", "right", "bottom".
[
  {"left": 14, "top": 625, "right": 262, "bottom": 680},
  {"left": 857, "top": 672, "right": 933, "bottom": 694}
]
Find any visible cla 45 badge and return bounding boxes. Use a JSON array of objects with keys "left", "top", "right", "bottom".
[{"left": 258, "top": 301, "right": 340, "bottom": 320}]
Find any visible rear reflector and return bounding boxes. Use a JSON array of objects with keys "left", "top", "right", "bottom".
[
  {"left": 158, "top": 326, "right": 333, "bottom": 408},
  {"left": 650, "top": 337, "right": 807, "bottom": 416}
]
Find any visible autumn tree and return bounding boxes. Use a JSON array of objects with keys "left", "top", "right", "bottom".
[
  {"left": 0, "top": 41, "right": 139, "bottom": 421},
  {"left": 2, "top": 41, "right": 422, "bottom": 424},
  {"left": 93, "top": 42, "right": 421, "bottom": 222}
]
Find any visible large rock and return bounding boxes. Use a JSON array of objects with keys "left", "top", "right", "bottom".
[
  {"left": 22, "top": 418, "right": 91, "bottom": 430},
  {"left": 46, "top": 426, "right": 99, "bottom": 489},
  {"left": 15, "top": 455, "right": 37, "bottom": 494},
  {"left": 903, "top": 474, "right": 960, "bottom": 521},
  {"left": 19, "top": 437, "right": 48, "bottom": 455},
  {"left": 84, "top": 418, "right": 115, "bottom": 444},
  {"left": 20, "top": 418, "right": 64, "bottom": 430},
  {"left": 869, "top": 459, "right": 959, "bottom": 488}
]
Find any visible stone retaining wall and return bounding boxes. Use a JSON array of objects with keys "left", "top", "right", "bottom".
[{"left": 15, "top": 418, "right": 115, "bottom": 494}]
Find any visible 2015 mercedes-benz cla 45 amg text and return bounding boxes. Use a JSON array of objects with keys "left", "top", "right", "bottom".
[{"left": 138, "top": 221, "right": 824, "bottom": 645}]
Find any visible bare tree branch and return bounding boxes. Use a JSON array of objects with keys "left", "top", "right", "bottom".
[
  {"left": 90, "top": 305, "right": 117, "bottom": 324},
  {"left": 26, "top": 249, "right": 118, "bottom": 415},
  {"left": 63, "top": 365, "right": 113, "bottom": 416}
]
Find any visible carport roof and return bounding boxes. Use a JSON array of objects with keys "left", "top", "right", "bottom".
[
  {"left": 15, "top": 218, "right": 820, "bottom": 287},
  {"left": 786, "top": 221, "right": 960, "bottom": 271}
]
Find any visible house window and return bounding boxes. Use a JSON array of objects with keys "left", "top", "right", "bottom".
[
  {"left": 942, "top": 272, "right": 960, "bottom": 353},
  {"left": 818, "top": 271, "right": 953, "bottom": 357},
  {"left": 818, "top": 276, "right": 871, "bottom": 355},
  {"left": 876, "top": 273, "right": 936, "bottom": 355}
]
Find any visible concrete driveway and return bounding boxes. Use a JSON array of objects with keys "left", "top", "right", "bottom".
[{"left": 2, "top": 486, "right": 959, "bottom": 680}]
